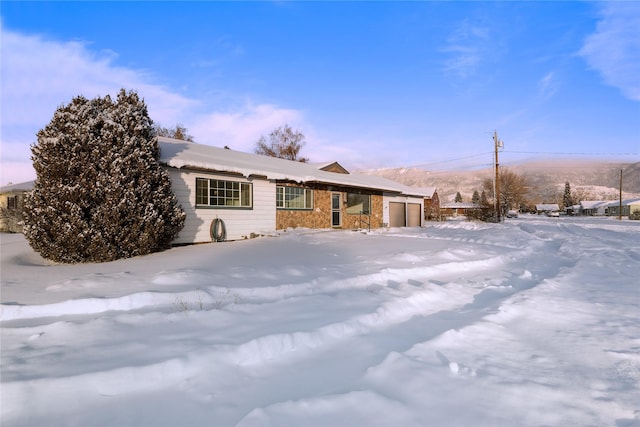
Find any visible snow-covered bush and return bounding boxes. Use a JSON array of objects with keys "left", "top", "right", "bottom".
[{"left": 23, "top": 89, "right": 185, "bottom": 263}]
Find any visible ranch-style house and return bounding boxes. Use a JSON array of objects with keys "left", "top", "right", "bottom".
[{"left": 158, "top": 137, "right": 430, "bottom": 244}]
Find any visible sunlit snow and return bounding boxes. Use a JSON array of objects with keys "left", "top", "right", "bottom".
[{"left": 1, "top": 216, "right": 639, "bottom": 426}]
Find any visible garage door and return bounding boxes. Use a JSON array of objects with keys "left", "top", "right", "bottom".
[
  {"left": 407, "top": 203, "right": 422, "bottom": 227},
  {"left": 389, "top": 202, "right": 406, "bottom": 227}
]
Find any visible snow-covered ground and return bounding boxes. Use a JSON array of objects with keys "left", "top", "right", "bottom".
[{"left": 1, "top": 216, "right": 639, "bottom": 427}]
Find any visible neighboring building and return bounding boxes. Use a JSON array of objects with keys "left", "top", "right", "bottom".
[
  {"left": 579, "top": 200, "right": 609, "bottom": 216},
  {"left": 605, "top": 198, "right": 640, "bottom": 218},
  {"left": 421, "top": 187, "right": 440, "bottom": 221},
  {"left": 440, "top": 202, "right": 483, "bottom": 218},
  {"left": 0, "top": 181, "right": 34, "bottom": 233},
  {"left": 158, "top": 137, "right": 429, "bottom": 244},
  {"left": 535, "top": 204, "right": 560, "bottom": 215}
]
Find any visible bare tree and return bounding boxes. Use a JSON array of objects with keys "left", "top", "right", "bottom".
[
  {"left": 153, "top": 123, "right": 194, "bottom": 142},
  {"left": 483, "top": 168, "right": 530, "bottom": 212},
  {"left": 255, "top": 124, "right": 308, "bottom": 162}
]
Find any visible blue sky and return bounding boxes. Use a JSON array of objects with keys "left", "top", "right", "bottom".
[{"left": 1, "top": 1, "right": 638, "bottom": 185}]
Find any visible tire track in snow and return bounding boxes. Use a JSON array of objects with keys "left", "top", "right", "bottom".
[
  {"left": 226, "top": 245, "right": 572, "bottom": 425},
  {"left": 0, "top": 279, "right": 477, "bottom": 423},
  {"left": 226, "top": 240, "right": 550, "bottom": 368},
  {"left": 1, "top": 225, "right": 576, "bottom": 426},
  {"left": 0, "top": 356, "right": 197, "bottom": 423},
  {"left": 0, "top": 252, "right": 510, "bottom": 322},
  {"left": 227, "top": 281, "right": 481, "bottom": 366}
]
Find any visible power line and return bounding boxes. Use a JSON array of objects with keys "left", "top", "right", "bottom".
[
  {"left": 385, "top": 148, "right": 637, "bottom": 174},
  {"left": 499, "top": 160, "right": 632, "bottom": 169},
  {"left": 504, "top": 150, "right": 639, "bottom": 156},
  {"left": 407, "top": 150, "right": 637, "bottom": 171}
]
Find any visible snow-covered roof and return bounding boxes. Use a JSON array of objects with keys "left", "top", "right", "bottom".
[
  {"left": 605, "top": 198, "right": 640, "bottom": 207},
  {"left": 440, "top": 202, "right": 481, "bottom": 209},
  {"left": 580, "top": 200, "right": 609, "bottom": 209},
  {"left": 158, "top": 137, "right": 430, "bottom": 197},
  {"left": 0, "top": 180, "right": 34, "bottom": 194},
  {"left": 411, "top": 187, "right": 437, "bottom": 198},
  {"left": 536, "top": 204, "right": 560, "bottom": 211}
]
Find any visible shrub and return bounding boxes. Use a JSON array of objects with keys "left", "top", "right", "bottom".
[{"left": 23, "top": 89, "right": 185, "bottom": 263}]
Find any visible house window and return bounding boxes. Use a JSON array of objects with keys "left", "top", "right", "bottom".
[
  {"left": 346, "top": 193, "right": 371, "bottom": 215},
  {"left": 7, "top": 196, "right": 18, "bottom": 210},
  {"left": 196, "top": 178, "right": 252, "bottom": 208},
  {"left": 276, "top": 186, "right": 313, "bottom": 209}
]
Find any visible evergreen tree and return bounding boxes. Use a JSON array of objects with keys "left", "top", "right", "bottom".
[
  {"left": 562, "top": 181, "right": 574, "bottom": 209},
  {"left": 24, "top": 89, "right": 185, "bottom": 263},
  {"left": 480, "top": 190, "right": 488, "bottom": 205},
  {"left": 472, "top": 190, "right": 480, "bottom": 204},
  {"left": 455, "top": 192, "right": 463, "bottom": 203}
]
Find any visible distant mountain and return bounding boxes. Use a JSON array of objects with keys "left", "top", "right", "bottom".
[{"left": 359, "top": 160, "right": 640, "bottom": 203}]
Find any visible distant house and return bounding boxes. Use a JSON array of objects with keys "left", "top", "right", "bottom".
[
  {"left": 158, "top": 137, "right": 430, "bottom": 244},
  {"left": 579, "top": 201, "right": 608, "bottom": 216},
  {"left": 565, "top": 204, "right": 581, "bottom": 216},
  {"left": 605, "top": 198, "right": 640, "bottom": 218},
  {"left": 0, "top": 181, "right": 34, "bottom": 233},
  {"left": 535, "top": 204, "right": 560, "bottom": 216},
  {"left": 440, "top": 202, "right": 483, "bottom": 218}
]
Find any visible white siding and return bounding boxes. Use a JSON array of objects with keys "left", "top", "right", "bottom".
[
  {"left": 167, "top": 168, "right": 276, "bottom": 244},
  {"left": 382, "top": 194, "right": 424, "bottom": 227}
]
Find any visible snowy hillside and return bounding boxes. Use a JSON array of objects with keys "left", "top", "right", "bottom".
[
  {"left": 361, "top": 160, "right": 640, "bottom": 202},
  {"left": 1, "top": 217, "right": 639, "bottom": 426}
]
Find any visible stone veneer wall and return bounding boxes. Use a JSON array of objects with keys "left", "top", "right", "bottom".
[
  {"left": 343, "top": 194, "right": 383, "bottom": 229},
  {"left": 276, "top": 186, "right": 383, "bottom": 230}
]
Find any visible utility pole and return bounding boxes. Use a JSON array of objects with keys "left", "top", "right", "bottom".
[
  {"left": 619, "top": 169, "right": 623, "bottom": 220},
  {"left": 493, "top": 131, "right": 503, "bottom": 222}
]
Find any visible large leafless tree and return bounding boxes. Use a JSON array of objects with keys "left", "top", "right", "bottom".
[
  {"left": 483, "top": 168, "right": 530, "bottom": 211},
  {"left": 153, "top": 123, "right": 194, "bottom": 142},
  {"left": 255, "top": 124, "right": 308, "bottom": 162}
]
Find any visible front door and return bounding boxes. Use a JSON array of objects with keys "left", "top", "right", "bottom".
[{"left": 331, "top": 193, "right": 342, "bottom": 227}]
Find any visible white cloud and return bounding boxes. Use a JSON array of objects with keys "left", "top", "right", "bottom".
[
  {"left": 537, "top": 71, "right": 558, "bottom": 100},
  {"left": 0, "top": 27, "right": 308, "bottom": 185},
  {"left": 441, "top": 20, "right": 491, "bottom": 78},
  {"left": 188, "top": 103, "right": 306, "bottom": 152},
  {"left": 579, "top": 2, "right": 640, "bottom": 101},
  {"left": 1, "top": 28, "right": 196, "bottom": 130},
  {"left": 0, "top": 25, "right": 431, "bottom": 184},
  {"left": 0, "top": 27, "right": 198, "bottom": 184}
]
